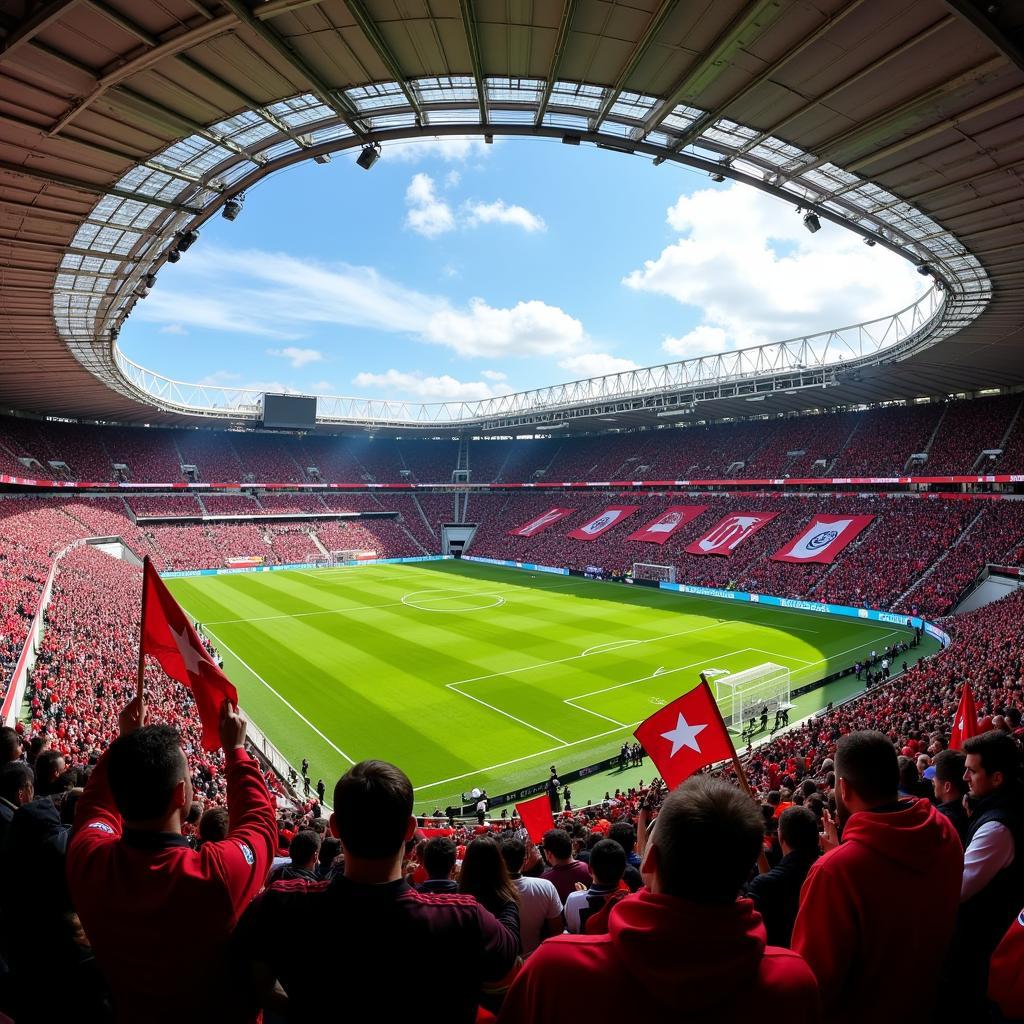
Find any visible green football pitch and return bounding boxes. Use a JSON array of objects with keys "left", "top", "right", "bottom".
[{"left": 166, "top": 560, "right": 938, "bottom": 810}]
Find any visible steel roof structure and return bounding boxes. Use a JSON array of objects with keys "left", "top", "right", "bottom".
[{"left": 1, "top": 0, "right": 1022, "bottom": 433}]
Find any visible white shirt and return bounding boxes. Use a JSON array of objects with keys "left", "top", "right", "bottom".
[
  {"left": 512, "top": 875, "right": 563, "bottom": 955},
  {"left": 962, "top": 820, "right": 1015, "bottom": 901},
  {"left": 564, "top": 889, "right": 589, "bottom": 933}
]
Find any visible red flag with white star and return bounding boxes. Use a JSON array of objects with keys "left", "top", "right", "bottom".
[
  {"left": 634, "top": 681, "right": 736, "bottom": 790},
  {"left": 949, "top": 681, "right": 980, "bottom": 751},
  {"left": 140, "top": 557, "right": 238, "bottom": 750}
]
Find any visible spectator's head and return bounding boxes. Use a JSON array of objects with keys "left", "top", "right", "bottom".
[
  {"left": 834, "top": 731, "right": 898, "bottom": 820},
  {"left": 186, "top": 801, "right": 203, "bottom": 827},
  {"left": 932, "top": 749, "right": 967, "bottom": 804},
  {"left": 34, "top": 749, "right": 66, "bottom": 797},
  {"left": 897, "top": 755, "right": 920, "bottom": 794},
  {"left": 26, "top": 734, "right": 49, "bottom": 766},
  {"left": 778, "top": 806, "right": 820, "bottom": 859},
  {"left": 290, "top": 830, "right": 321, "bottom": 871},
  {"left": 319, "top": 836, "right": 341, "bottom": 875},
  {"left": 541, "top": 828, "right": 573, "bottom": 866},
  {"left": 640, "top": 776, "right": 763, "bottom": 905},
  {"left": 198, "top": 806, "right": 229, "bottom": 844},
  {"left": 0, "top": 726, "right": 23, "bottom": 764},
  {"left": 422, "top": 836, "right": 457, "bottom": 880},
  {"left": 0, "top": 761, "right": 34, "bottom": 807},
  {"left": 499, "top": 835, "right": 527, "bottom": 875},
  {"left": 331, "top": 760, "right": 414, "bottom": 874},
  {"left": 107, "top": 725, "right": 192, "bottom": 828},
  {"left": 608, "top": 821, "right": 636, "bottom": 858},
  {"left": 589, "top": 838, "right": 627, "bottom": 888},
  {"left": 459, "top": 837, "right": 518, "bottom": 915},
  {"left": 963, "top": 731, "right": 1022, "bottom": 800}
]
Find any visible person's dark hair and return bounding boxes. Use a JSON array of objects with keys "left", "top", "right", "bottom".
[
  {"left": 608, "top": 821, "right": 636, "bottom": 857},
  {"left": 541, "top": 828, "right": 572, "bottom": 860},
  {"left": 34, "top": 749, "right": 66, "bottom": 796},
  {"left": 0, "top": 761, "right": 33, "bottom": 803},
  {"left": 963, "top": 730, "right": 1022, "bottom": 786},
  {"left": 422, "top": 836, "right": 457, "bottom": 879},
  {"left": 107, "top": 725, "right": 186, "bottom": 821},
  {"left": 800, "top": 779, "right": 818, "bottom": 799},
  {"left": 499, "top": 835, "right": 527, "bottom": 874},
  {"left": 589, "top": 838, "right": 626, "bottom": 887},
  {"left": 333, "top": 760, "right": 413, "bottom": 860},
  {"left": 27, "top": 734, "right": 49, "bottom": 765},
  {"left": 933, "top": 749, "right": 967, "bottom": 795},
  {"left": 835, "top": 731, "right": 898, "bottom": 806},
  {"left": 198, "top": 806, "right": 229, "bottom": 844},
  {"left": 778, "top": 805, "right": 820, "bottom": 856},
  {"left": 459, "top": 837, "right": 518, "bottom": 915},
  {"left": 186, "top": 801, "right": 203, "bottom": 826},
  {"left": 319, "top": 836, "right": 341, "bottom": 873},
  {"left": 290, "top": 830, "right": 321, "bottom": 866},
  {"left": 0, "top": 726, "right": 22, "bottom": 763},
  {"left": 649, "top": 776, "right": 763, "bottom": 904},
  {"left": 897, "top": 755, "right": 919, "bottom": 791}
]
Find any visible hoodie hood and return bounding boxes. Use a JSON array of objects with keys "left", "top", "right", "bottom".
[
  {"left": 607, "top": 889, "right": 766, "bottom": 1012},
  {"left": 840, "top": 797, "right": 951, "bottom": 871}
]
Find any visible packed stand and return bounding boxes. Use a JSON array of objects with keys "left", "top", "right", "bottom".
[
  {"left": 126, "top": 495, "right": 203, "bottom": 519},
  {"left": 924, "top": 395, "right": 1021, "bottom": 477}
]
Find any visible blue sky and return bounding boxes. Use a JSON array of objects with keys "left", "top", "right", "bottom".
[{"left": 123, "top": 136, "right": 926, "bottom": 404}]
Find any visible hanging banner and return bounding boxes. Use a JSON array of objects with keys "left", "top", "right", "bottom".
[
  {"left": 770, "top": 514, "right": 875, "bottom": 564},
  {"left": 508, "top": 507, "right": 576, "bottom": 537},
  {"left": 684, "top": 512, "right": 778, "bottom": 557},
  {"left": 626, "top": 505, "right": 708, "bottom": 545},
  {"left": 567, "top": 505, "right": 641, "bottom": 541}
]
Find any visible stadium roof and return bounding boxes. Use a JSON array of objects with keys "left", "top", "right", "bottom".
[{"left": 1, "top": 0, "right": 1023, "bottom": 433}]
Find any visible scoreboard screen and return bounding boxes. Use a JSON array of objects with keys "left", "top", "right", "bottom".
[{"left": 261, "top": 393, "right": 317, "bottom": 430}]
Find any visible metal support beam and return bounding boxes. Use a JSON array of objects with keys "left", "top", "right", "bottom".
[
  {"left": 0, "top": 0, "right": 78, "bottom": 60},
  {"left": 535, "top": 0, "right": 579, "bottom": 126},
  {"left": 220, "top": 0, "right": 367, "bottom": 140},
  {"left": 344, "top": 0, "right": 423, "bottom": 124},
  {"left": 944, "top": 0, "right": 1024, "bottom": 75},
  {"left": 458, "top": 0, "right": 488, "bottom": 125},
  {"left": 590, "top": 0, "right": 681, "bottom": 130}
]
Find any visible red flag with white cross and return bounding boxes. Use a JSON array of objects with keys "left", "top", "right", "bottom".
[
  {"left": 139, "top": 557, "right": 238, "bottom": 750},
  {"left": 949, "top": 681, "right": 980, "bottom": 751},
  {"left": 634, "top": 681, "right": 737, "bottom": 790}
]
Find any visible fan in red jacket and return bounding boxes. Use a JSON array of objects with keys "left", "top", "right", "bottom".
[
  {"left": 791, "top": 731, "right": 963, "bottom": 1024},
  {"left": 989, "top": 905, "right": 1024, "bottom": 1019},
  {"left": 67, "top": 698, "right": 277, "bottom": 1024},
  {"left": 499, "top": 777, "right": 820, "bottom": 1024}
]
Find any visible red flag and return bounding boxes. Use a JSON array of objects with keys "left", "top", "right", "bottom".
[
  {"left": 140, "top": 557, "right": 237, "bottom": 750},
  {"left": 634, "top": 682, "right": 737, "bottom": 790},
  {"left": 515, "top": 792, "right": 556, "bottom": 843},
  {"left": 949, "top": 681, "right": 980, "bottom": 751}
]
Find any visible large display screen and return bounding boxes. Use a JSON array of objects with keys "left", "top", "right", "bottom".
[{"left": 262, "top": 393, "right": 317, "bottom": 430}]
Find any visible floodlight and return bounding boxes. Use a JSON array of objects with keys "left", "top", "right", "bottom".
[
  {"left": 710, "top": 171, "right": 726, "bottom": 182},
  {"left": 166, "top": 249, "right": 180, "bottom": 264},
  {"left": 177, "top": 229, "right": 198, "bottom": 252},
  {"left": 863, "top": 236, "right": 876, "bottom": 247},
  {"left": 356, "top": 143, "right": 381, "bottom": 170},
  {"left": 802, "top": 211, "right": 821, "bottom": 233},
  {"left": 916, "top": 263, "right": 933, "bottom": 276},
  {"left": 222, "top": 193, "right": 244, "bottom": 221},
  {"left": 313, "top": 153, "right": 332, "bottom": 165},
  {"left": 143, "top": 272, "right": 157, "bottom": 289}
]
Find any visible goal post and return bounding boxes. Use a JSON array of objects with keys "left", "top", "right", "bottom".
[
  {"left": 633, "top": 562, "right": 676, "bottom": 584},
  {"left": 713, "top": 662, "right": 791, "bottom": 730}
]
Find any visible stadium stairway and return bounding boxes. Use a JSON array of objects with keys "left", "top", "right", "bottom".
[{"left": 893, "top": 507, "right": 986, "bottom": 609}]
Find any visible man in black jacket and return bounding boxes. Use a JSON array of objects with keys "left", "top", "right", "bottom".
[
  {"left": 929, "top": 748, "right": 968, "bottom": 844},
  {"left": 745, "top": 805, "right": 819, "bottom": 946}
]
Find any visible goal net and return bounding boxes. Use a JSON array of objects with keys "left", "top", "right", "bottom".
[
  {"left": 713, "top": 662, "right": 791, "bottom": 731},
  {"left": 633, "top": 562, "right": 676, "bottom": 584}
]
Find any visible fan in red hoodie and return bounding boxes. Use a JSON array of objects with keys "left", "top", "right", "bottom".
[
  {"left": 791, "top": 731, "right": 963, "bottom": 1024},
  {"left": 499, "top": 776, "right": 820, "bottom": 1024}
]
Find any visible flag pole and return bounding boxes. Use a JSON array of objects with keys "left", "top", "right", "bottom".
[
  {"left": 700, "top": 672, "right": 771, "bottom": 874},
  {"left": 136, "top": 555, "right": 150, "bottom": 704}
]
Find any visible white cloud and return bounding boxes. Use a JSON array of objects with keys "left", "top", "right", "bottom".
[
  {"left": 558, "top": 353, "right": 640, "bottom": 377},
  {"left": 424, "top": 298, "right": 585, "bottom": 358},
  {"left": 159, "top": 323, "right": 187, "bottom": 335},
  {"left": 444, "top": 170, "right": 462, "bottom": 189},
  {"left": 464, "top": 199, "right": 546, "bottom": 233},
  {"left": 134, "top": 246, "right": 589, "bottom": 362},
  {"left": 387, "top": 137, "right": 493, "bottom": 164},
  {"left": 405, "top": 173, "right": 455, "bottom": 237},
  {"left": 480, "top": 369, "right": 508, "bottom": 381},
  {"left": 353, "top": 369, "right": 505, "bottom": 401},
  {"left": 624, "top": 183, "right": 927, "bottom": 358},
  {"left": 266, "top": 346, "right": 323, "bottom": 368}
]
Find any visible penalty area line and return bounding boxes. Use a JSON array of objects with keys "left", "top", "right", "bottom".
[
  {"left": 201, "top": 627, "right": 356, "bottom": 766},
  {"left": 446, "top": 682, "right": 569, "bottom": 746}
]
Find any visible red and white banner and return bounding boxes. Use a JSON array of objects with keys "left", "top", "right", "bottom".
[
  {"left": 567, "top": 505, "right": 640, "bottom": 541},
  {"left": 684, "top": 512, "right": 778, "bottom": 557},
  {"left": 770, "top": 514, "right": 874, "bottom": 564},
  {"left": 508, "top": 507, "right": 576, "bottom": 537},
  {"left": 626, "top": 505, "right": 707, "bottom": 545}
]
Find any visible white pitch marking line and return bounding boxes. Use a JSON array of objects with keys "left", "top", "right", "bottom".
[
  {"left": 446, "top": 682, "right": 570, "bottom": 746},
  {"left": 581, "top": 639, "right": 641, "bottom": 657},
  {"left": 201, "top": 627, "right": 356, "bottom": 766}
]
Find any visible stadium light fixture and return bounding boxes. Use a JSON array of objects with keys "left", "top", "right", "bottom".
[
  {"left": 710, "top": 171, "right": 726, "bottom": 182},
  {"left": 143, "top": 272, "right": 157, "bottom": 289},
  {"left": 916, "top": 263, "right": 933, "bottom": 276},
  {"left": 314, "top": 153, "right": 332, "bottom": 165},
  {"left": 166, "top": 249, "right": 180, "bottom": 264},
  {"left": 356, "top": 142, "right": 381, "bottom": 170},
  {"left": 177, "top": 229, "right": 198, "bottom": 252},
  {"left": 802, "top": 211, "right": 821, "bottom": 234},
  {"left": 863, "top": 236, "right": 876, "bottom": 247},
  {"left": 222, "top": 193, "right": 244, "bottom": 221}
]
